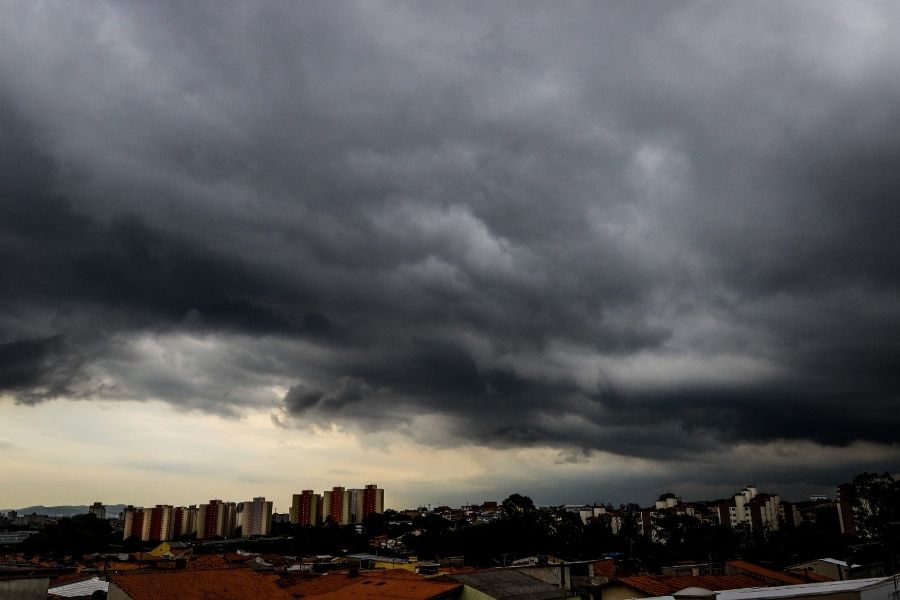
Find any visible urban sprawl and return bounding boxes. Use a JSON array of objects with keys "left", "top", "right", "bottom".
[{"left": 1, "top": 474, "right": 897, "bottom": 600}]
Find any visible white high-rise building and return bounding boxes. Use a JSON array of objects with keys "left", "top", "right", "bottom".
[{"left": 242, "top": 497, "right": 273, "bottom": 537}]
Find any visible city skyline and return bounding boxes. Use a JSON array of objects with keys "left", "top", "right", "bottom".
[
  {"left": 0, "top": 467, "right": 882, "bottom": 516},
  {"left": 0, "top": 478, "right": 869, "bottom": 551},
  {"left": 2, "top": 2, "right": 900, "bottom": 509}
]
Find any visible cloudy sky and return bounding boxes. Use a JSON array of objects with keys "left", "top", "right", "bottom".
[{"left": 2, "top": 1, "right": 899, "bottom": 512}]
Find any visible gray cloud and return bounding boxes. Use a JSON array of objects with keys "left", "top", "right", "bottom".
[
  {"left": 0, "top": 335, "right": 84, "bottom": 404},
  {"left": 1, "top": 0, "right": 899, "bottom": 487}
]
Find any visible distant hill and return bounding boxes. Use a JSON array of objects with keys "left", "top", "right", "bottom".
[{"left": 2, "top": 504, "right": 127, "bottom": 518}]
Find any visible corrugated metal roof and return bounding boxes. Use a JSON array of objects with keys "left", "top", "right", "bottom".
[
  {"left": 450, "top": 569, "right": 563, "bottom": 600},
  {"left": 716, "top": 577, "right": 891, "bottom": 600},
  {"left": 48, "top": 576, "right": 109, "bottom": 597},
  {"left": 644, "top": 577, "right": 892, "bottom": 600},
  {"left": 640, "top": 576, "right": 893, "bottom": 600},
  {"left": 347, "top": 553, "right": 409, "bottom": 564}
]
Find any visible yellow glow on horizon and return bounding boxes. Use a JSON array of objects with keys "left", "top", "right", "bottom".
[{"left": 4, "top": 398, "right": 897, "bottom": 512}]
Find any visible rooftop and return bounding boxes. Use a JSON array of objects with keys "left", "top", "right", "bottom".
[
  {"left": 615, "top": 575, "right": 765, "bottom": 597},
  {"left": 640, "top": 577, "right": 893, "bottom": 600},
  {"left": 277, "top": 569, "right": 460, "bottom": 599},
  {"left": 727, "top": 561, "right": 806, "bottom": 586},
  {"left": 111, "top": 567, "right": 295, "bottom": 600},
  {"left": 308, "top": 576, "right": 460, "bottom": 599},
  {"left": 717, "top": 577, "right": 891, "bottom": 600},
  {"left": 449, "top": 569, "right": 564, "bottom": 600},
  {"left": 347, "top": 553, "right": 410, "bottom": 564},
  {"left": 48, "top": 576, "right": 109, "bottom": 598}
]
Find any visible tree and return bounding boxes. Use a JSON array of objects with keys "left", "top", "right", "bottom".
[
  {"left": 362, "top": 511, "right": 389, "bottom": 537},
  {"left": 579, "top": 513, "right": 615, "bottom": 557},
  {"left": 549, "top": 507, "right": 585, "bottom": 557},
  {"left": 652, "top": 512, "right": 696, "bottom": 549},
  {"left": 851, "top": 472, "right": 900, "bottom": 541},
  {"left": 19, "top": 514, "right": 112, "bottom": 558},
  {"left": 501, "top": 493, "right": 535, "bottom": 516}
]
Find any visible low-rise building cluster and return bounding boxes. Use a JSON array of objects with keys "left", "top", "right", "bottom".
[{"left": 555, "top": 482, "right": 862, "bottom": 543}]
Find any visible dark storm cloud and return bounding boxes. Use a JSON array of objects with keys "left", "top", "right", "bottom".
[
  {"left": 284, "top": 377, "right": 372, "bottom": 413},
  {"left": 601, "top": 384, "right": 900, "bottom": 448},
  {"left": 0, "top": 102, "right": 325, "bottom": 339},
  {"left": 1, "top": 0, "right": 899, "bottom": 474},
  {"left": 0, "top": 335, "right": 83, "bottom": 404}
]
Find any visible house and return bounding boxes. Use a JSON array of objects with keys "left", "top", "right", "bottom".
[
  {"left": 786, "top": 559, "right": 859, "bottom": 582},
  {"left": 347, "top": 553, "right": 419, "bottom": 572},
  {"left": 147, "top": 542, "right": 189, "bottom": 559},
  {"left": 599, "top": 575, "right": 766, "bottom": 600},
  {"left": 0, "top": 574, "right": 50, "bottom": 600}
]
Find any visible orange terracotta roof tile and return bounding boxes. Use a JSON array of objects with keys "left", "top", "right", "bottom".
[
  {"left": 131, "top": 553, "right": 162, "bottom": 562},
  {"left": 222, "top": 552, "right": 250, "bottom": 563},
  {"left": 615, "top": 576, "right": 678, "bottom": 596},
  {"left": 258, "top": 572, "right": 283, "bottom": 584},
  {"left": 277, "top": 572, "right": 365, "bottom": 596},
  {"left": 786, "top": 569, "right": 835, "bottom": 582},
  {"left": 593, "top": 559, "right": 617, "bottom": 579},
  {"left": 112, "top": 567, "right": 295, "bottom": 600},
  {"left": 616, "top": 574, "right": 765, "bottom": 596},
  {"left": 683, "top": 575, "right": 767, "bottom": 591},
  {"left": 277, "top": 572, "right": 372, "bottom": 598},
  {"left": 188, "top": 555, "right": 232, "bottom": 569},
  {"left": 309, "top": 576, "right": 462, "bottom": 600},
  {"left": 727, "top": 560, "right": 805, "bottom": 585},
  {"left": 277, "top": 569, "right": 431, "bottom": 597}
]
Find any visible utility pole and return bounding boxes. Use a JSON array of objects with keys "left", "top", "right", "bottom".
[{"left": 888, "top": 522, "right": 899, "bottom": 593}]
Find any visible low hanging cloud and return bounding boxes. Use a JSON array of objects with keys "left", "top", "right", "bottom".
[
  {"left": 1, "top": 0, "right": 899, "bottom": 481},
  {"left": 0, "top": 336, "right": 84, "bottom": 404}
]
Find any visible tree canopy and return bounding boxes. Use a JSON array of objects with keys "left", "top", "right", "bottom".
[{"left": 851, "top": 472, "right": 900, "bottom": 541}]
